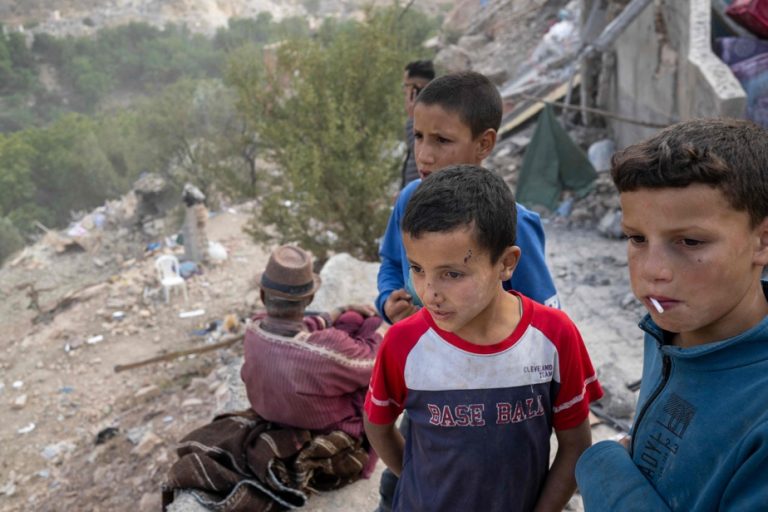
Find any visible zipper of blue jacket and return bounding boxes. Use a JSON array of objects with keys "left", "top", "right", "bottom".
[{"left": 630, "top": 354, "right": 672, "bottom": 455}]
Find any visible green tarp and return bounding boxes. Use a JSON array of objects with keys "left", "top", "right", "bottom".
[{"left": 515, "top": 105, "right": 597, "bottom": 211}]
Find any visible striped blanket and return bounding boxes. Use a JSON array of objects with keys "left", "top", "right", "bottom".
[{"left": 162, "top": 409, "right": 369, "bottom": 511}]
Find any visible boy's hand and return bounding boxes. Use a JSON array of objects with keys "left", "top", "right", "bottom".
[
  {"left": 534, "top": 419, "right": 592, "bottom": 512},
  {"left": 608, "top": 432, "right": 632, "bottom": 449},
  {"left": 330, "top": 304, "right": 377, "bottom": 323},
  {"left": 405, "top": 85, "right": 419, "bottom": 118},
  {"left": 384, "top": 289, "right": 419, "bottom": 323}
]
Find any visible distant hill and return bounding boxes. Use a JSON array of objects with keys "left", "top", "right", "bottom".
[{"left": 0, "top": 0, "right": 451, "bottom": 37}]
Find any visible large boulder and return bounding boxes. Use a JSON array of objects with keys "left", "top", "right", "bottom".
[
  {"left": 309, "top": 253, "right": 380, "bottom": 313},
  {"left": 442, "top": 0, "right": 479, "bottom": 35},
  {"left": 434, "top": 45, "right": 472, "bottom": 74}
]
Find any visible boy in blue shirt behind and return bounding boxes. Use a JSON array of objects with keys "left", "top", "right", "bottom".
[
  {"left": 376, "top": 71, "right": 559, "bottom": 326},
  {"left": 576, "top": 118, "right": 768, "bottom": 510}
]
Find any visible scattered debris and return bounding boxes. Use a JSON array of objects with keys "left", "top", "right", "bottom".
[
  {"left": 86, "top": 335, "right": 105, "bottom": 345},
  {"left": 17, "top": 422, "right": 36, "bottom": 435},
  {"left": 95, "top": 427, "right": 120, "bottom": 445},
  {"left": 41, "top": 441, "right": 76, "bottom": 461},
  {"left": 114, "top": 333, "right": 244, "bottom": 373},
  {"left": 12, "top": 394, "right": 27, "bottom": 410},
  {"left": 587, "top": 139, "right": 616, "bottom": 173},
  {"left": 178, "top": 309, "right": 205, "bottom": 319}
]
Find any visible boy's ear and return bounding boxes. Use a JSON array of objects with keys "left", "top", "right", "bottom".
[
  {"left": 499, "top": 245, "right": 521, "bottom": 281},
  {"left": 753, "top": 217, "right": 768, "bottom": 266},
  {"left": 475, "top": 128, "right": 497, "bottom": 162}
]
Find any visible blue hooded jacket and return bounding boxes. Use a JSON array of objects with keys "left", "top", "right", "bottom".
[
  {"left": 576, "top": 292, "right": 768, "bottom": 511},
  {"left": 376, "top": 178, "right": 559, "bottom": 322}
]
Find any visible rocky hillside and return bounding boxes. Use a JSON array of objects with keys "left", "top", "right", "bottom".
[{"left": 1, "top": 0, "right": 451, "bottom": 37}]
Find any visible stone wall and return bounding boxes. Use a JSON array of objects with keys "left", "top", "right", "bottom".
[{"left": 606, "top": 0, "right": 746, "bottom": 148}]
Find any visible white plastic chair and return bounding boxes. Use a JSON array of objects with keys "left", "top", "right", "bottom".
[{"left": 155, "top": 254, "right": 188, "bottom": 303}]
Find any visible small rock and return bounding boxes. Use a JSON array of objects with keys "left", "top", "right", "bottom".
[
  {"left": 0, "top": 481, "right": 15, "bottom": 497},
  {"left": 181, "top": 397, "right": 204, "bottom": 408},
  {"left": 12, "top": 394, "right": 27, "bottom": 409},
  {"left": 188, "top": 377, "right": 210, "bottom": 395},
  {"left": 92, "top": 464, "right": 110, "bottom": 482},
  {"left": 41, "top": 441, "right": 75, "bottom": 461},
  {"left": 126, "top": 425, "right": 148, "bottom": 445},
  {"left": 134, "top": 385, "right": 161, "bottom": 402},
  {"left": 597, "top": 210, "right": 624, "bottom": 239},
  {"left": 139, "top": 492, "right": 160, "bottom": 511},
  {"left": 12, "top": 380, "right": 23, "bottom": 389},
  {"left": 132, "top": 431, "right": 163, "bottom": 457},
  {"left": 156, "top": 448, "right": 169, "bottom": 464}
]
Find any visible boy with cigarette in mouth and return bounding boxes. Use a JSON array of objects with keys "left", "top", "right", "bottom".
[{"left": 576, "top": 118, "right": 768, "bottom": 510}]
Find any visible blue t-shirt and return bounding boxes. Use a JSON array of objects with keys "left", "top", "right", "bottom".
[{"left": 376, "top": 178, "right": 559, "bottom": 322}]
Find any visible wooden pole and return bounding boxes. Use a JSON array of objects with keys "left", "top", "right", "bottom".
[
  {"left": 520, "top": 93, "right": 669, "bottom": 129},
  {"left": 114, "top": 333, "right": 244, "bottom": 373}
]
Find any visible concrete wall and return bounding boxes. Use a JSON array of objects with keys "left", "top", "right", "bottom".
[{"left": 607, "top": 0, "right": 746, "bottom": 148}]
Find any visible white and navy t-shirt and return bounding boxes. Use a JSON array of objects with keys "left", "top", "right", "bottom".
[{"left": 364, "top": 292, "right": 603, "bottom": 512}]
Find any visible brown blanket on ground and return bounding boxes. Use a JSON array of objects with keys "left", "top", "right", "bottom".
[{"left": 163, "top": 409, "right": 369, "bottom": 511}]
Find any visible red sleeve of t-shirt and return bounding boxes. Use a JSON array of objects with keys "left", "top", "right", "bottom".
[
  {"left": 530, "top": 301, "right": 604, "bottom": 430},
  {"left": 364, "top": 311, "right": 426, "bottom": 425}
]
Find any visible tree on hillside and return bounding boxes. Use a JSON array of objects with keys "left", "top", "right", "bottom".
[
  {"left": 135, "top": 78, "right": 255, "bottom": 202},
  {"left": 0, "top": 132, "right": 37, "bottom": 231},
  {"left": 26, "top": 114, "right": 122, "bottom": 223},
  {"left": 0, "top": 216, "right": 24, "bottom": 265},
  {"left": 227, "top": 7, "right": 434, "bottom": 261}
]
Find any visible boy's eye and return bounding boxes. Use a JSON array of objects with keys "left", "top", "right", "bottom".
[
  {"left": 623, "top": 234, "right": 646, "bottom": 245},
  {"left": 437, "top": 136, "right": 451, "bottom": 144},
  {"left": 414, "top": 132, "right": 423, "bottom": 140},
  {"left": 409, "top": 265, "right": 423, "bottom": 274},
  {"left": 444, "top": 271, "right": 463, "bottom": 279},
  {"left": 680, "top": 238, "right": 704, "bottom": 247}
]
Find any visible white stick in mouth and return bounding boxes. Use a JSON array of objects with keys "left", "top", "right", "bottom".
[{"left": 650, "top": 297, "right": 664, "bottom": 314}]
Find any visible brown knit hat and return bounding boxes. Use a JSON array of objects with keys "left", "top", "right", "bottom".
[{"left": 257, "top": 245, "right": 321, "bottom": 299}]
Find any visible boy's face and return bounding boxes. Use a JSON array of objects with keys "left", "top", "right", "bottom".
[
  {"left": 413, "top": 103, "right": 495, "bottom": 180},
  {"left": 621, "top": 184, "right": 768, "bottom": 347},
  {"left": 403, "top": 71, "right": 430, "bottom": 114},
  {"left": 403, "top": 225, "right": 519, "bottom": 341}
]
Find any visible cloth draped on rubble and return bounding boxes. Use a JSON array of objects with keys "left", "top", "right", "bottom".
[
  {"left": 515, "top": 104, "right": 597, "bottom": 212},
  {"left": 715, "top": 37, "right": 768, "bottom": 127},
  {"left": 162, "top": 409, "right": 369, "bottom": 512}
]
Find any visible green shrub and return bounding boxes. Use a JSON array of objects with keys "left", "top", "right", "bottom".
[
  {"left": 228, "top": 8, "right": 434, "bottom": 261},
  {"left": 0, "top": 216, "right": 24, "bottom": 265}
]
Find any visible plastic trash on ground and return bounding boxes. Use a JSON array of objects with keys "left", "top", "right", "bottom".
[{"left": 208, "top": 241, "right": 228, "bottom": 262}]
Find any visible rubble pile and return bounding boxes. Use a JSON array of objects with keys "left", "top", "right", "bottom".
[
  {"left": 437, "top": 0, "right": 577, "bottom": 85},
  {"left": 570, "top": 173, "right": 621, "bottom": 232}
]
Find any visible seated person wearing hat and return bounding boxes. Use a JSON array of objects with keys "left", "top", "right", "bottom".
[{"left": 241, "top": 245, "right": 383, "bottom": 473}]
